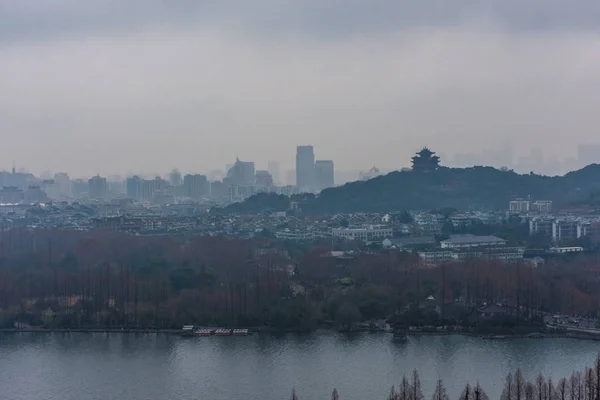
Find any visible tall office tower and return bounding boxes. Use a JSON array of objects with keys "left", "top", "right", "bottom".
[
  {"left": 183, "top": 174, "right": 209, "bottom": 199},
  {"left": 88, "top": 175, "right": 108, "bottom": 199},
  {"left": 53, "top": 172, "right": 71, "bottom": 198},
  {"left": 296, "top": 145, "right": 315, "bottom": 190},
  {"left": 315, "top": 160, "right": 334, "bottom": 190},
  {"left": 267, "top": 161, "right": 280, "bottom": 185},
  {"left": 126, "top": 175, "right": 143, "bottom": 199}
]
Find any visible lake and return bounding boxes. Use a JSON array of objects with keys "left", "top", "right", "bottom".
[{"left": 0, "top": 332, "right": 598, "bottom": 400}]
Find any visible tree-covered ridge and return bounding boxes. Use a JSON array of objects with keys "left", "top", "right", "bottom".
[{"left": 221, "top": 163, "right": 600, "bottom": 214}]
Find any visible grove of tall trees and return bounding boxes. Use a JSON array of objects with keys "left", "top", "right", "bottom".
[{"left": 1, "top": 228, "right": 600, "bottom": 330}]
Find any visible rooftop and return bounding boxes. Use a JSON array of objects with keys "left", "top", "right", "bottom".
[{"left": 442, "top": 234, "right": 506, "bottom": 244}]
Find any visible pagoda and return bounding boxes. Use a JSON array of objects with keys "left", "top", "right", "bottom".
[{"left": 411, "top": 148, "right": 440, "bottom": 172}]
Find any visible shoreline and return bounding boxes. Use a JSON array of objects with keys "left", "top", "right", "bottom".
[{"left": 2, "top": 327, "right": 600, "bottom": 341}]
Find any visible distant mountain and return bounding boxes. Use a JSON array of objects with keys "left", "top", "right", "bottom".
[{"left": 216, "top": 164, "right": 600, "bottom": 214}]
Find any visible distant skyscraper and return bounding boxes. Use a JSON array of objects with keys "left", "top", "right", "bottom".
[
  {"left": 53, "top": 172, "right": 71, "bottom": 198},
  {"left": 296, "top": 145, "right": 315, "bottom": 190},
  {"left": 267, "top": 161, "right": 280, "bottom": 185},
  {"left": 183, "top": 174, "right": 208, "bottom": 199},
  {"left": 315, "top": 160, "right": 334, "bottom": 190},
  {"left": 88, "top": 175, "right": 108, "bottom": 199},
  {"left": 126, "top": 176, "right": 143, "bottom": 199}
]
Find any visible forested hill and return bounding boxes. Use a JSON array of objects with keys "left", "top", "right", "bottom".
[{"left": 218, "top": 164, "right": 600, "bottom": 214}]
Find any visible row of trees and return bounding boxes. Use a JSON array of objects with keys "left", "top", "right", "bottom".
[
  {"left": 2, "top": 228, "right": 600, "bottom": 330},
  {"left": 289, "top": 355, "right": 600, "bottom": 400}
]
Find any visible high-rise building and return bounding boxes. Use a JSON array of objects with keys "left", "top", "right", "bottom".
[
  {"left": 267, "top": 161, "right": 280, "bottom": 185},
  {"left": 126, "top": 176, "right": 143, "bottom": 199},
  {"left": 53, "top": 173, "right": 71, "bottom": 198},
  {"left": 255, "top": 170, "right": 274, "bottom": 187},
  {"left": 296, "top": 145, "right": 315, "bottom": 190},
  {"left": 141, "top": 177, "right": 169, "bottom": 201},
  {"left": 315, "top": 160, "right": 334, "bottom": 190},
  {"left": 183, "top": 174, "right": 209, "bottom": 199},
  {"left": 71, "top": 179, "right": 88, "bottom": 198},
  {"left": 88, "top": 175, "right": 108, "bottom": 199}
]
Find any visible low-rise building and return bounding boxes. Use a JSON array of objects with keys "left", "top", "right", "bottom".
[
  {"left": 509, "top": 200, "right": 530, "bottom": 213},
  {"left": 440, "top": 234, "right": 506, "bottom": 249},
  {"left": 332, "top": 225, "right": 393, "bottom": 242},
  {"left": 552, "top": 219, "right": 579, "bottom": 242},
  {"left": 529, "top": 217, "right": 553, "bottom": 237}
]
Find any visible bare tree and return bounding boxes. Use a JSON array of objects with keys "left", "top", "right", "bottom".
[
  {"left": 331, "top": 388, "right": 339, "bottom": 400},
  {"left": 398, "top": 375, "right": 412, "bottom": 400},
  {"left": 557, "top": 379, "right": 567, "bottom": 400},
  {"left": 536, "top": 375, "right": 547, "bottom": 400},
  {"left": 412, "top": 370, "right": 424, "bottom": 400},
  {"left": 461, "top": 384, "right": 472, "bottom": 400},
  {"left": 548, "top": 377, "right": 556, "bottom": 400},
  {"left": 570, "top": 371, "right": 583, "bottom": 400},
  {"left": 431, "top": 380, "right": 449, "bottom": 400},
  {"left": 526, "top": 383, "right": 535, "bottom": 400},
  {"left": 584, "top": 368, "right": 595, "bottom": 400},
  {"left": 502, "top": 373, "right": 515, "bottom": 400},
  {"left": 389, "top": 386, "right": 399, "bottom": 400},
  {"left": 473, "top": 383, "right": 490, "bottom": 400},
  {"left": 514, "top": 369, "right": 527, "bottom": 400},
  {"left": 595, "top": 354, "right": 600, "bottom": 400}
]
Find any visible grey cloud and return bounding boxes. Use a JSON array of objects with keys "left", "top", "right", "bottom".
[{"left": 2, "top": 0, "right": 600, "bottom": 45}]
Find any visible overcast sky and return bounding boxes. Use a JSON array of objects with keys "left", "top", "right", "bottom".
[{"left": 2, "top": 1, "right": 600, "bottom": 177}]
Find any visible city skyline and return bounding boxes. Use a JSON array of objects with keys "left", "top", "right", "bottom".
[
  {"left": 3, "top": 3, "right": 600, "bottom": 176},
  {"left": 3, "top": 141, "right": 600, "bottom": 183}
]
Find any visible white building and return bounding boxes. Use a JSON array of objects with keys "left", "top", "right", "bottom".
[
  {"left": 529, "top": 217, "right": 554, "bottom": 237},
  {"left": 552, "top": 219, "right": 579, "bottom": 242},
  {"left": 332, "top": 225, "right": 393, "bottom": 242},
  {"left": 531, "top": 200, "right": 552, "bottom": 213},
  {"left": 413, "top": 213, "right": 445, "bottom": 234},
  {"left": 509, "top": 200, "right": 530, "bottom": 213}
]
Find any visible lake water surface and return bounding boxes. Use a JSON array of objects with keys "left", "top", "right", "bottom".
[{"left": 0, "top": 332, "right": 598, "bottom": 400}]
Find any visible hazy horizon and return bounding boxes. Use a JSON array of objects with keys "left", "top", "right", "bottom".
[{"left": 2, "top": 1, "right": 600, "bottom": 177}]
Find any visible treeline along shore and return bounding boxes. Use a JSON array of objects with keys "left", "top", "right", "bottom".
[
  {"left": 291, "top": 354, "right": 600, "bottom": 400},
  {"left": 2, "top": 228, "right": 600, "bottom": 332}
]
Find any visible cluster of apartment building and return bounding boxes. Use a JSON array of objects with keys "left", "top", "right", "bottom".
[{"left": 529, "top": 216, "right": 599, "bottom": 242}]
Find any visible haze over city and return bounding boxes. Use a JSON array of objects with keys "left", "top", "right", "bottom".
[{"left": 2, "top": 1, "right": 600, "bottom": 177}]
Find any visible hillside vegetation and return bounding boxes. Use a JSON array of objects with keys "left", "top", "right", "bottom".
[{"left": 220, "top": 164, "right": 600, "bottom": 214}]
